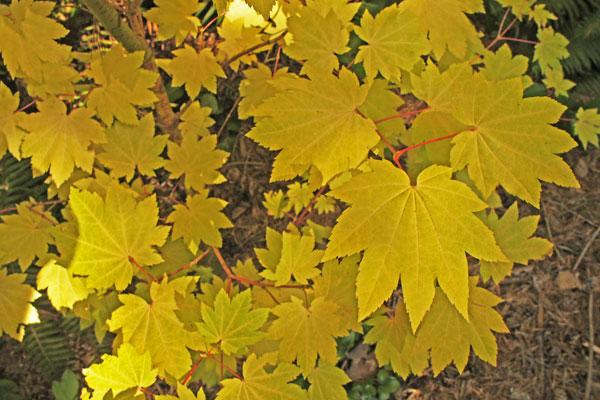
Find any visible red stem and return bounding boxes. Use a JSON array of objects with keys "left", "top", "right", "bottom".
[
  {"left": 168, "top": 249, "right": 210, "bottom": 277},
  {"left": 498, "top": 36, "right": 538, "bottom": 45},
  {"left": 393, "top": 129, "right": 471, "bottom": 166},
  {"left": 373, "top": 107, "right": 430, "bottom": 125},
  {"left": 293, "top": 185, "right": 328, "bottom": 227},
  {"left": 128, "top": 256, "right": 157, "bottom": 282},
  {"left": 211, "top": 247, "right": 307, "bottom": 289}
]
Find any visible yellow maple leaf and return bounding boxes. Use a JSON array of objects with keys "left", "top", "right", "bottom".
[
  {"left": 284, "top": 7, "right": 349, "bottom": 77},
  {"left": 260, "top": 232, "right": 323, "bottom": 286},
  {"left": 87, "top": 46, "right": 158, "bottom": 125},
  {"left": 398, "top": 0, "right": 483, "bottom": 58},
  {"left": 217, "top": 17, "right": 265, "bottom": 69},
  {"left": 159, "top": 46, "right": 225, "bottom": 98},
  {"left": 364, "top": 303, "right": 428, "bottom": 378},
  {"left": 145, "top": 0, "right": 202, "bottom": 44},
  {"left": 355, "top": 5, "right": 429, "bottom": 81},
  {"left": 0, "top": 201, "right": 56, "bottom": 270},
  {"left": 108, "top": 278, "right": 200, "bottom": 378},
  {"left": 0, "top": 0, "right": 70, "bottom": 80},
  {"left": 179, "top": 102, "right": 215, "bottom": 137},
  {"left": 324, "top": 161, "right": 505, "bottom": 330},
  {"left": 168, "top": 190, "right": 232, "bottom": 251},
  {"left": 166, "top": 134, "right": 229, "bottom": 192},
  {"left": 268, "top": 296, "right": 345, "bottom": 374},
  {"left": 574, "top": 107, "right": 600, "bottom": 149},
  {"left": 97, "top": 114, "right": 167, "bottom": 181},
  {"left": 413, "top": 277, "right": 509, "bottom": 375},
  {"left": 0, "top": 82, "right": 25, "bottom": 157},
  {"left": 248, "top": 69, "right": 378, "bottom": 182},
  {"left": 534, "top": 27, "right": 569, "bottom": 75},
  {"left": 197, "top": 289, "right": 269, "bottom": 355},
  {"left": 217, "top": 354, "right": 306, "bottom": 400},
  {"left": 480, "top": 203, "right": 553, "bottom": 283},
  {"left": 245, "top": 0, "right": 276, "bottom": 18},
  {"left": 306, "top": 362, "right": 349, "bottom": 400},
  {"left": 83, "top": 343, "right": 157, "bottom": 400},
  {"left": 20, "top": 98, "right": 105, "bottom": 186},
  {"left": 37, "top": 259, "right": 89, "bottom": 310},
  {"left": 68, "top": 187, "right": 169, "bottom": 290},
  {"left": 312, "top": 256, "right": 360, "bottom": 332},
  {"left": 447, "top": 74, "right": 579, "bottom": 206},
  {"left": 238, "top": 64, "right": 295, "bottom": 119},
  {"left": 0, "top": 269, "right": 40, "bottom": 341},
  {"left": 156, "top": 383, "right": 206, "bottom": 400}
]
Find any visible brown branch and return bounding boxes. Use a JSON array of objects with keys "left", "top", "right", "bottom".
[
  {"left": 222, "top": 30, "right": 288, "bottom": 68},
  {"left": 81, "top": 0, "right": 180, "bottom": 142},
  {"left": 168, "top": 249, "right": 211, "bottom": 277}
]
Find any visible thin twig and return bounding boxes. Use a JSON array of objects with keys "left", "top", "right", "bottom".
[
  {"left": 541, "top": 200, "right": 564, "bottom": 263},
  {"left": 216, "top": 96, "right": 241, "bottom": 137},
  {"left": 168, "top": 249, "right": 211, "bottom": 277},
  {"left": 222, "top": 30, "right": 288, "bottom": 68},
  {"left": 574, "top": 225, "right": 600, "bottom": 271},
  {"left": 584, "top": 286, "right": 595, "bottom": 400},
  {"left": 128, "top": 256, "right": 157, "bottom": 282}
]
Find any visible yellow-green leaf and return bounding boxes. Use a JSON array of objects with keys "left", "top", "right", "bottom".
[
  {"left": 145, "top": 0, "right": 202, "bottom": 44},
  {"left": 69, "top": 187, "right": 169, "bottom": 290},
  {"left": 217, "top": 354, "right": 306, "bottom": 400},
  {"left": 83, "top": 343, "right": 157, "bottom": 400},
  {"left": 247, "top": 69, "right": 378, "bottom": 182},
  {"left": 159, "top": 46, "right": 225, "bottom": 97},
  {"left": 197, "top": 289, "right": 269, "bottom": 355},
  {"left": 166, "top": 134, "right": 229, "bottom": 192},
  {"left": 413, "top": 277, "right": 509, "bottom": 375},
  {"left": 268, "top": 296, "right": 345, "bottom": 374},
  {"left": 108, "top": 278, "right": 199, "bottom": 377},
  {"left": 20, "top": 98, "right": 105, "bottom": 186},
  {"left": 97, "top": 114, "right": 168, "bottom": 180},
  {"left": 355, "top": 5, "right": 429, "bottom": 81},
  {"left": 480, "top": 203, "right": 553, "bottom": 283},
  {"left": 260, "top": 232, "right": 323, "bottom": 286},
  {"left": 307, "top": 362, "right": 349, "bottom": 400},
  {"left": 574, "top": 107, "right": 600, "bottom": 149},
  {"left": 0, "top": 201, "right": 56, "bottom": 269},
  {"left": 324, "top": 161, "right": 505, "bottom": 330},
  {"left": 0, "top": 82, "right": 25, "bottom": 157},
  {"left": 37, "top": 259, "right": 89, "bottom": 310},
  {"left": 168, "top": 191, "right": 232, "bottom": 251},
  {"left": 0, "top": 269, "right": 40, "bottom": 341}
]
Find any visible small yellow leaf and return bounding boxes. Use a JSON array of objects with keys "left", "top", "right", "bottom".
[{"left": 0, "top": 269, "right": 40, "bottom": 341}]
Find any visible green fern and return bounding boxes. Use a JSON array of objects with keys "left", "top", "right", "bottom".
[{"left": 544, "top": 0, "right": 600, "bottom": 98}]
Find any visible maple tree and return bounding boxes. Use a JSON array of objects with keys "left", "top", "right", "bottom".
[{"left": 0, "top": 0, "right": 594, "bottom": 399}]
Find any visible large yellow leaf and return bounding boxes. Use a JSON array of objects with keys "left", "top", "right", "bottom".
[
  {"left": 144, "top": 0, "right": 202, "bottom": 44},
  {"left": 247, "top": 69, "right": 378, "bottom": 182},
  {"left": 108, "top": 278, "right": 199, "bottom": 378},
  {"left": 0, "top": 201, "right": 56, "bottom": 269},
  {"left": 20, "top": 98, "right": 105, "bottom": 186},
  {"left": 447, "top": 74, "right": 579, "bottom": 206},
  {"left": 83, "top": 343, "right": 157, "bottom": 400},
  {"left": 197, "top": 289, "right": 269, "bottom": 355},
  {"left": 355, "top": 5, "right": 429, "bottom": 81},
  {"left": 413, "top": 277, "right": 509, "bottom": 375},
  {"left": 97, "top": 114, "right": 168, "bottom": 181},
  {"left": 0, "top": 269, "right": 40, "bottom": 341},
  {"left": 324, "top": 161, "right": 505, "bottom": 330},
  {"left": 217, "top": 354, "right": 306, "bottom": 400},
  {"left": 268, "top": 296, "right": 345, "bottom": 374},
  {"left": 68, "top": 187, "right": 169, "bottom": 290}
]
